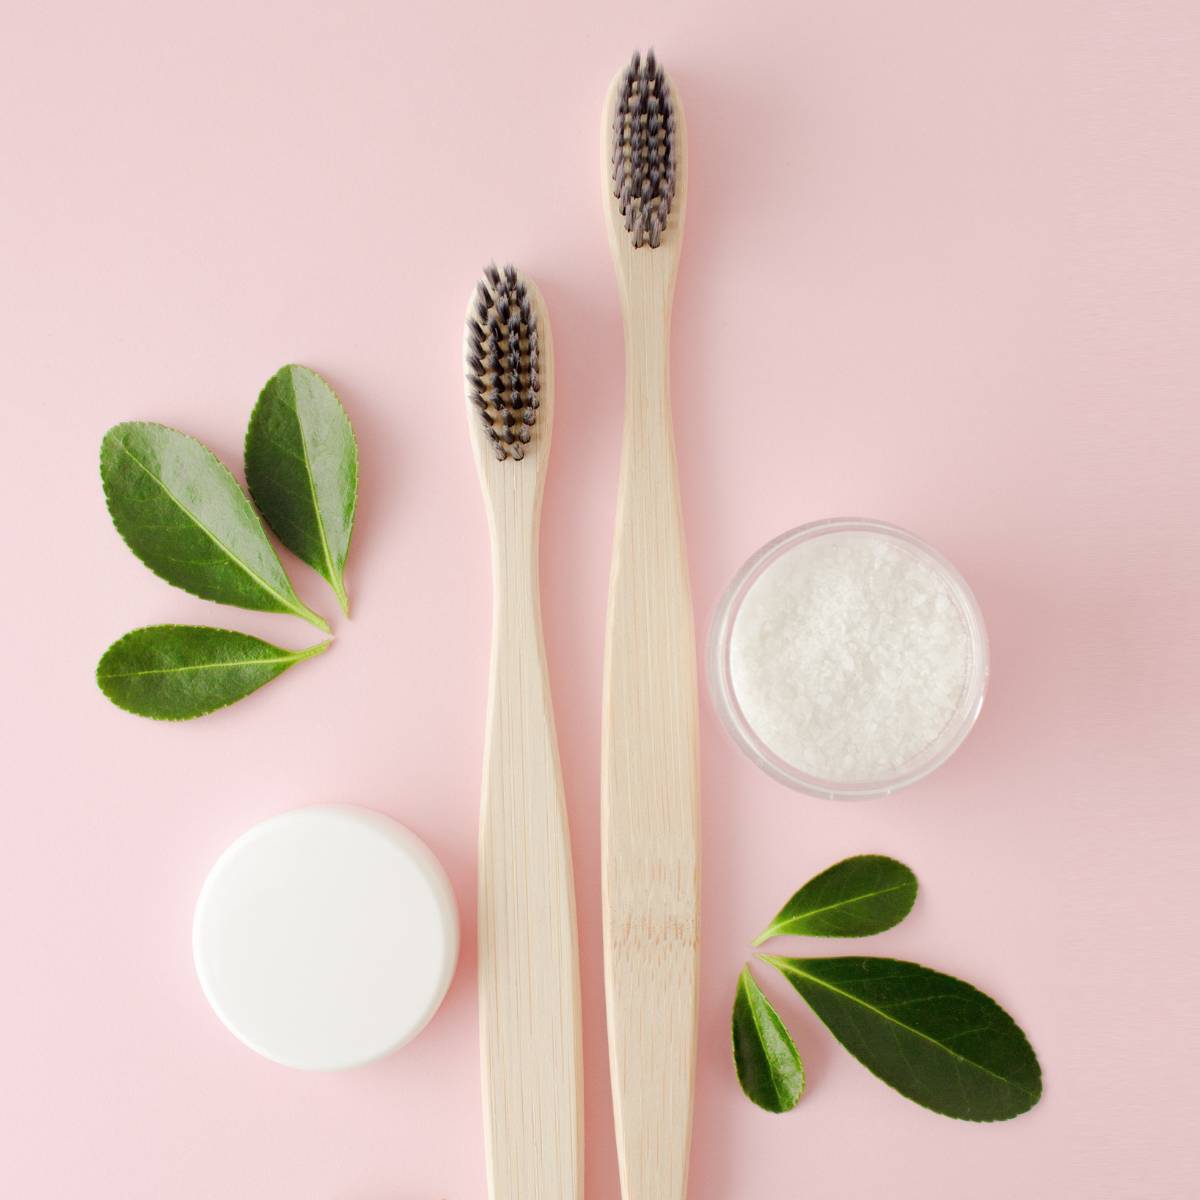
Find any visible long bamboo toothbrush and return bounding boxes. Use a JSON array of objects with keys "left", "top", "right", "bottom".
[
  {"left": 464, "top": 264, "right": 583, "bottom": 1200},
  {"left": 600, "top": 50, "right": 699, "bottom": 1200}
]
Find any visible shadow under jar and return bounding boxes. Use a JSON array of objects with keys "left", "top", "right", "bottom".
[{"left": 708, "top": 518, "right": 989, "bottom": 800}]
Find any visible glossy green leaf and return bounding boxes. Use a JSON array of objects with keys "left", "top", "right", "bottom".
[
  {"left": 101, "top": 422, "right": 329, "bottom": 631},
  {"left": 245, "top": 365, "right": 358, "bottom": 614},
  {"left": 764, "top": 955, "right": 1042, "bottom": 1121},
  {"left": 754, "top": 854, "right": 918, "bottom": 944},
  {"left": 97, "top": 625, "right": 330, "bottom": 720},
  {"left": 732, "top": 966, "right": 805, "bottom": 1113}
]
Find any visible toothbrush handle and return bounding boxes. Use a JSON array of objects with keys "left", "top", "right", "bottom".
[
  {"left": 479, "top": 516, "right": 584, "bottom": 1200},
  {"left": 602, "top": 282, "right": 701, "bottom": 1200}
]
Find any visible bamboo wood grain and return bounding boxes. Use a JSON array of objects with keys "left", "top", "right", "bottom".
[
  {"left": 466, "top": 278, "right": 584, "bottom": 1200},
  {"left": 600, "top": 70, "right": 700, "bottom": 1200}
]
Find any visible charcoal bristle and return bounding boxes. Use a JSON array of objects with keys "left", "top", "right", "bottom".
[
  {"left": 611, "top": 48, "right": 676, "bottom": 249},
  {"left": 465, "top": 264, "right": 543, "bottom": 461}
]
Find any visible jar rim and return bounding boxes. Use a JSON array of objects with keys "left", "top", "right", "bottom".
[{"left": 706, "top": 518, "right": 989, "bottom": 800}]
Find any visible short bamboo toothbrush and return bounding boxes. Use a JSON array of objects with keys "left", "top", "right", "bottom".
[
  {"left": 600, "top": 51, "right": 700, "bottom": 1200},
  {"left": 464, "top": 265, "right": 584, "bottom": 1200}
]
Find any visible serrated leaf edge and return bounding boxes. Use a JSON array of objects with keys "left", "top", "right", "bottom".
[
  {"left": 733, "top": 965, "right": 805, "bottom": 1114},
  {"left": 95, "top": 623, "right": 331, "bottom": 722},
  {"left": 753, "top": 854, "right": 919, "bottom": 945},
  {"left": 244, "top": 365, "right": 359, "bottom": 616},
  {"left": 760, "top": 953, "right": 1043, "bottom": 1123},
  {"left": 100, "top": 421, "right": 330, "bottom": 633}
]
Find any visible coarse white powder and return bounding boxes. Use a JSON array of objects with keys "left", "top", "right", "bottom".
[{"left": 729, "top": 531, "right": 972, "bottom": 783}]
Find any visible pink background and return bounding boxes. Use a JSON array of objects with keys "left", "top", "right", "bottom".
[{"left": 2, "top": 2, "right": 1196, "bottom": 1197}]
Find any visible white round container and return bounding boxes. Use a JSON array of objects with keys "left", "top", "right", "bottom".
[
  {"left": 708, "top": 518, "right": 988, "bottom": 800},
  {"left": 193, "top": 804, "right": 458, "bottom": 1070}
]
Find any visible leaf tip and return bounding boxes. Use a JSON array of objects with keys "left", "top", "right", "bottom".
[{"left": 298, "top": 605, "right": 332, "bottom": 634}]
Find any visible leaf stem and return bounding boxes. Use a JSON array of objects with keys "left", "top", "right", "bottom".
[
  {"left": 293, "top": 639, "right": 333, "bottom": 661},
  {"left": 291, "top": 600, "right": 331, "bottom": 633},
  {"left": 332, "top": 576, "right": 350, "bottom": 617}
]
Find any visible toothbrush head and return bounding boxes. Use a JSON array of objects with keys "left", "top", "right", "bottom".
[
  {"left": 465, "top": 264, "right": 541, "bottom": 461},
  {"left": 610, "top": 48, "right": 677, "bottom": 249}
]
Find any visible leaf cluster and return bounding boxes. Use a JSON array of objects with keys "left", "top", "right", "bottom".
[
  {"left": 733, "top": 855, "right": 1042, "bottom": 1122},
  {"left": 96, "top": 366, "right": 358, "bottom": 720}
]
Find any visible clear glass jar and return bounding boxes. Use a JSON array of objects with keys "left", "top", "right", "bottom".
[{"left": 706, "top": 518, "right": 989, "bottom": 800}]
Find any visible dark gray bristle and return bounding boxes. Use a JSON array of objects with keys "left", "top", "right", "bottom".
[
  {"left": 611, "top": 47, "right": 676, "bottom": 249},
  {"left": 465, "top": 263, "right": 542, "bottom": 462}
]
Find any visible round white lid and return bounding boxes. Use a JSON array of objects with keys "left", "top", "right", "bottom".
[{"left": 193, "top": 805, "right": 458, "bottom": 1070}]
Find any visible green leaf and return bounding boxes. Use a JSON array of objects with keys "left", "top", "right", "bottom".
[
  {"left": 754, "top": 854, "right": 918, "bottom": 944},
  {"left": 245, "top": 365, "right": 358, "bottom": 615},
  {"left": 97, "top": 625, "right": 330, "bottom": 720},
  {"left": 732, "top": 966, "right": 805, "bottom": 1113},
  {"left": 763, "top": 955, "right": 1042, "bottom": 1121},
  {"left": 101, "top": 422, "right": 329, "bottom": 631}
]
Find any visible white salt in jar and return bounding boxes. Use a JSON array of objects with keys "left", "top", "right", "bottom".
[{"left": 708, "top": 519, "right": 988, "bottom": 799}]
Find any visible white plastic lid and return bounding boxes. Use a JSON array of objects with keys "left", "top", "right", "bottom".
[{"left": 193, "top": 805, "right": 458, "bottom": 1070}]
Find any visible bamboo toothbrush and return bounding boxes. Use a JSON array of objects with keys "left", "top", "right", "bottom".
[
  {"left": 465, "top": 264, "right": 583, "bottom": 1200},
  {"left": 600, "top": 50, "right": 700, "bottom": 1200}
]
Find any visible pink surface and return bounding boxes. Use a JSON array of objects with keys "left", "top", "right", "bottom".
[{"left": 2, "top": 2, "right": 1196, "bottom": 1197}]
